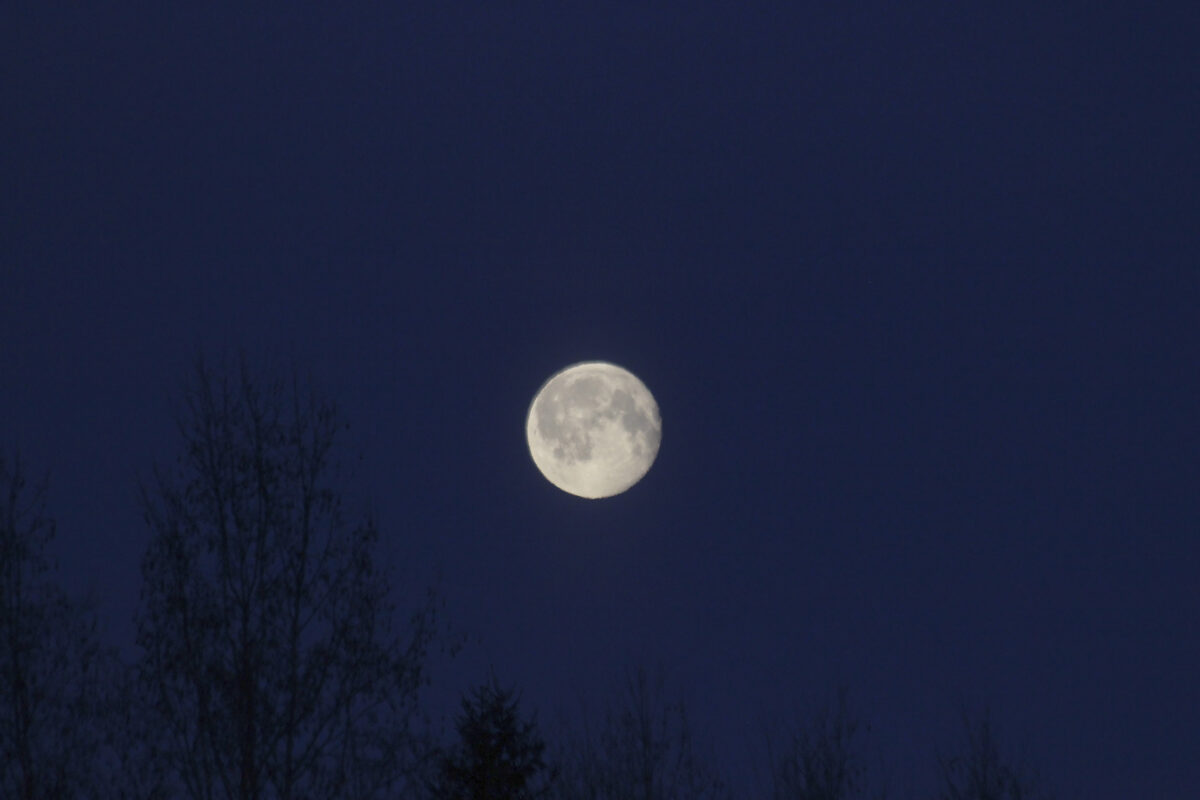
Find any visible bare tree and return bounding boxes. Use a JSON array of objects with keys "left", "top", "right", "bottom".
[
  {"left": 552, "top": 666, "right": 730, "bottom": 800},
  {"left": 764, "top": 688, "right": 880, "bottom": 800},
  {"left": 0, "top": 450, "right": 115, "bottom": 799},
  {"left": 135, "top": 356, "right": 441, "bottom": 800},
  {"left": 936, "top": 708, "right": 1052, "bottom": 800},
  {"left": 97, "top": 660, "right": 172, "bottom": 800}
]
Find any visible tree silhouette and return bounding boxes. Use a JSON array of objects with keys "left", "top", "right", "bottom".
[
  {"left": 0, "top": 450, "right": 117, "bottom": 799},
  {"left": 764, "top": 688, "right": 880, "bottom": 800},
  {"left": 936, "top": 709, "right": 1053, "bottom": 800},
  {"left": 432, "top": 679, "right": 554, "bottom": 800},
  {"left": 552, "top": 666, "right": 730, "bottom": 800},
  {"left": 135, "top": 356, "right": 441, "bottom": 800}
]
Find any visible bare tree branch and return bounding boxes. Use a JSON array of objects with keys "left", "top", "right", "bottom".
[
  {"left": 135, "top": 354, "right": 441, "bottom": 800},
  {"left": 551, "top": 666, "right": 731, "bottom": 800}
]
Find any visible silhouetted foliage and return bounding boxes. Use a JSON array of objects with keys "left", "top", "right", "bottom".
[
  {"left": 432, "top": 679, "right": 554, "bottom": 800},
  {"left": 764, "top": 688, "right": 880, "bottom": 800},
  {"left": 936, "top": 709, "right": 1052, "bottom": 800},
  {"left": 552, "top": 666, "right": 731, "bottom": 800},
  {"left": 98, "top": 662, "right": 172, "bottom": 800},
  {"left": 0, "top": 451, "right": 119, "bottom": 799},
  {"left": 135, "top": 356, "right": 442, "bottom": 800}
]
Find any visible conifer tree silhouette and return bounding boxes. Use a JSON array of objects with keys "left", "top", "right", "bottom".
[{"left": 432, "top": 679, "right": 553, "bottom": 800}]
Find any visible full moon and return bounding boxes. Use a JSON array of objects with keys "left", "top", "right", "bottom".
[{"left": 526, "top": 362, "right": 662, "bottom": 499}]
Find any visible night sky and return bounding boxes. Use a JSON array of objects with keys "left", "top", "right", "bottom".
[{"left": 3, "top": 4, "right": 1198, "bottom": 798}]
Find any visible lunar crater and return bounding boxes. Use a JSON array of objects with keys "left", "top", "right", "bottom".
[{"left": 526, "top": 362, "right": 661, "bottom": 498}]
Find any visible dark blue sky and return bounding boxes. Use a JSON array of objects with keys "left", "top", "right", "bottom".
[{"left": 3, "top": 4, "right": 1197, "bottom": 797}]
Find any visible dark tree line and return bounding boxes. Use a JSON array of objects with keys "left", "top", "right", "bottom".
[{"left": 2, "top": 356, "right": 1057, "bottom": 800}]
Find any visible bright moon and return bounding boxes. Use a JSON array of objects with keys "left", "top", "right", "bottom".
[{"left": 526, "top": 362, "right": 662, "bottom": 499}]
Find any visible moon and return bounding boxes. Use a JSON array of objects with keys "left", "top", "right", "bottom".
[{"left": 526, "top": 362, "right": 662, "bottom": 499}]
